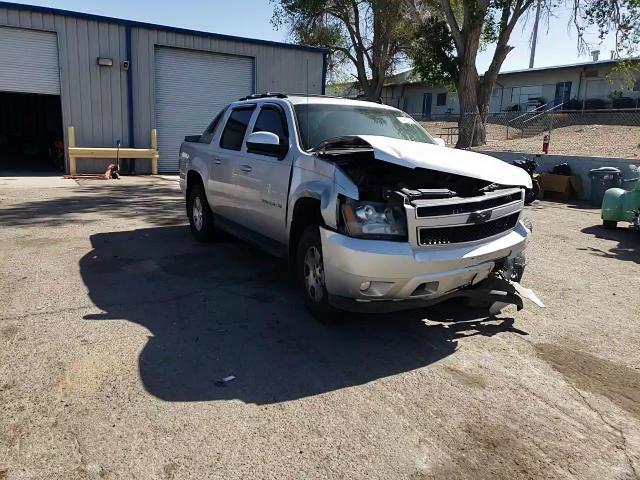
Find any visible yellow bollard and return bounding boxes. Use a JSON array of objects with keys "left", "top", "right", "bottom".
[
  {"left": 67, "top": 126, "right": 76, "bottom": 175},
  {"left": 150, "top": 129, "right": 158, "bottom": 175}
]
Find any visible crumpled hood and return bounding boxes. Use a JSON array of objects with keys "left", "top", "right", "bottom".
[{"left": 357, "top": 135, "right": 532, "bottom": 189}]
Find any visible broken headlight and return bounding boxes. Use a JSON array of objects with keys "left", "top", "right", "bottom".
[{"left": 341, "top": 200, "right": 407, "bottom": 240}]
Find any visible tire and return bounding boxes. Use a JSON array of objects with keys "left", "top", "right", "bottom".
[
  {"left": 187, "top": 183, "right": 215, "bottom": 242},
  {"left": 603, "top": 220, "right": 617, "bottom": 229},
  {"left": 296, "top": 225, "right": 342, "bottom": 322},
  {"left": 524, "top": 180, "right": 540, "bottom": 205}
]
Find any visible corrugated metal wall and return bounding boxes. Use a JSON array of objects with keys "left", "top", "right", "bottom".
[
  {"left": 131, "top": 27, "right": 324, "bottom": 150},
  {"left": 0, "top": 4, "right": 324, "bottom": 173},
  {"left": 0, "top": 6, "right": 129, "bottom": 161}
]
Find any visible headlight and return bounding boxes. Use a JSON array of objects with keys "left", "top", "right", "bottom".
[{"left": 341, "top": 200, "right": 407, "bottom": 239}]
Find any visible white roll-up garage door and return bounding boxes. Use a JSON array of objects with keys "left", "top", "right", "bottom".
[
  {"left": 155, "top": 47, "right": 254, "bottom": 173},
  {"left": 0, "top": 27, "right": 60, "bottom": 95}
]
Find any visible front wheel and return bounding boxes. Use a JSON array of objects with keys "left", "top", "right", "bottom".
[{"left": 296, "top": 226, "right": 342, "bottom": 322}]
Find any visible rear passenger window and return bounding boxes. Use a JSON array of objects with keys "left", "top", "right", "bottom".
[
  {"left": 253, "top": 106, "right": 288, "bottom": 142},
  {"left": 199, "top": 109, "right": 226, "bottom": 144},
  {"left": 220, "top": 107, "right": 255, "bottom": 151}
]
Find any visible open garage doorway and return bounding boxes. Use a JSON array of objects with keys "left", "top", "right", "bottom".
[
  {"left": 0, "top": 26, "right": 63, "bottom": 175},
  {"left": 0, "top": 92, "right": 64, "bottom": 174}
]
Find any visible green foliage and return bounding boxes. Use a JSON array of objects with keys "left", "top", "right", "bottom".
[
  {"left": 270, "top": 0, "right": 417, "bottom": 97},
  {"left": 411, "top": 18, "right": 459, "bottom": 87}
]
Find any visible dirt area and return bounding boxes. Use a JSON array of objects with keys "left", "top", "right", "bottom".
[
  {"left": 1, "top": 176, "right": 639, "bottom": 479},
  {"left": 421, "top": 121, "right": 640, "bottom": 159}
]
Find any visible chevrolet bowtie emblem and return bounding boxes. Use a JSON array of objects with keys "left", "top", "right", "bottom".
[{"left": 468, "top": 210, "right": 492, "bottom": 224}]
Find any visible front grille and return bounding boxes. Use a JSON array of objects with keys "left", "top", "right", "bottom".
[
  {"left": 416, "top": 191, "right": 522, "bottom": 217},
  {"left": 418, "top": 213, "right": 520, "bottom": 245}
]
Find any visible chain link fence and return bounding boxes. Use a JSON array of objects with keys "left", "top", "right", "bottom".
[{"left": 416, "top": 109, "right": 640, "bottom": 159}]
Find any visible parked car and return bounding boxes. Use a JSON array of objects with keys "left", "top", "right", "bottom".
[{"left": 179, "top": 94, "right": 539, "bottom": 321}]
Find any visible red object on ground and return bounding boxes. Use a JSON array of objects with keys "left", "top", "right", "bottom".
[
  {"left": 542, "top": 133, "right": 550, "bottom": 154},
  {"left": 105, "top": 164, "right": 120, "bottom": 179}
]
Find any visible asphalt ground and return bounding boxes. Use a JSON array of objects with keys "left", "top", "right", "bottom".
[{"left": 1, "top": 175, "right": 639, "bottom": 479}]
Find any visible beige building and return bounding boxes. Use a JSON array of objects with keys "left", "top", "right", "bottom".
[{"left": 379, "top": 59, "right": 640, "bottom": 117}]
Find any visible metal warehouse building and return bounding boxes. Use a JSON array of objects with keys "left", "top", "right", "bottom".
[{"left": 0, "top": 2, "right": 326, "bottom": 174}]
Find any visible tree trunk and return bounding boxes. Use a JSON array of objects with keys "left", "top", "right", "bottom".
[{"left": 455, "top": 61, "right": 487, "bottom": 148}]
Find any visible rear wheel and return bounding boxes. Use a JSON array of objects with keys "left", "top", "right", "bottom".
[
  {"left": 187, "top": 183, "right": 215, "bottom": 242},
  {"left": 603, "top": 220, "right": 617, "bottom": 229},
  {"left": 296, "top": 226, "right": 342, "bottom": 322}
]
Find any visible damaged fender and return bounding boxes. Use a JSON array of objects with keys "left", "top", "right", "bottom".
[{"left": 287, "top": 155, "right": 359, "bottom": 229}]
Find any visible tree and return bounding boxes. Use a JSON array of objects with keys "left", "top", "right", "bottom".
[
  {"left": 407, "top": 0, "right": 640, "bottom": 148},
  {"left": 407, "top": 0, "right": 540, "bottom": 147},
  {"left": 270, "top": 0, "right": 415, "bottom": 100}
]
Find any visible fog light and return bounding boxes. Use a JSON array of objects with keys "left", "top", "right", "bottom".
[{"left": 360, "top": 281, "right": 395, "bottom": 297}]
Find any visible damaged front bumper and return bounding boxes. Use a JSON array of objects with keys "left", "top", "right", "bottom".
[{"left": 320, "top": 221, "right": 533, "bottom": 313}]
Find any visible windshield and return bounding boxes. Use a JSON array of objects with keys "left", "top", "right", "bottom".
[{"left": 294, "top": 103, "right": 435, "bottom": 150}]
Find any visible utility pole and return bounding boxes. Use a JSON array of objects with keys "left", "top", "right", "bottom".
[{"left": 529, "top": 0, "right": 542, "bottom": 68}]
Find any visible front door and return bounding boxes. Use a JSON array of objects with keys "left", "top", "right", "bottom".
[
  {"left": 554, "top": 81, "right": 572, "bottom": 107},
  {"left": 422, "top": 93, "right": 433, "bottom": 118},
  {"left": 232, "top": 103, "right": 292, "bottom": 244}
]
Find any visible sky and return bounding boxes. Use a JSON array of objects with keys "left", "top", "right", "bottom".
[{"left": 3, "top": 0, "right": 619, "bottom": 74}]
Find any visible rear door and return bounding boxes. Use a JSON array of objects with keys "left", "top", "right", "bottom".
[
  {"left": 232, "top": 103, "right": 293, "bottom": 243},
  {"left": 190, "top": 108, "right": 226, "bottom": 210},
  {"left": 213, "top": 105, "right": 256, "bottom": 220}
]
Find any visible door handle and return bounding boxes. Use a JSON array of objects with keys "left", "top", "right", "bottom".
[
  {"left": 240, "top": 164, "right": 252, "bottom": 173},
  {"left": 213, "top": 157, "right": 222, "bottom": 165}
]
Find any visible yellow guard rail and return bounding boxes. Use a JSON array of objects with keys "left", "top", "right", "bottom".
[{"left": 67, "top": 126, "right": 159, "bottom": 175}]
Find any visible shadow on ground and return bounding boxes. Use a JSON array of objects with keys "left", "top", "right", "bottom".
[
  {"left": 580, "top": 225, "right": 639, "bottom": 264},
  {"left": 79, "top": 225, "right": 524, "bottom": 405},
  {"left": 0, "top": 182, "right": 183, "bottom": 227}
]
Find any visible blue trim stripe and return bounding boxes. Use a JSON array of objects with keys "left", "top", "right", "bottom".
[
  {"left": 0, "top": 1, "right": 329, "bottom": 54},
  {"left": 125, "top": 26, "right": 135, "bottom": 148}
]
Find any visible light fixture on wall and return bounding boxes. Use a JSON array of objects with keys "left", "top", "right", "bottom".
[{"left": 97, "top": 57, "right": 114, "bottom": 67}]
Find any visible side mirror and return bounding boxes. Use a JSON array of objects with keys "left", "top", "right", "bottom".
[
  {"left": 434, "top": 137, "right": 446, "bottom": 147},
  {"left": 246, "top": 131, "right": 288, "bottom": 159},
  {"left": 184, "top": 134, "right": 201, "bottom": 143}
]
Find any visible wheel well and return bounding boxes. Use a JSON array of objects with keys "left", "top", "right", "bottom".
[
  {"left": 186, "top": 170, "right": 204, "bottom": 198},
  {"left": 289, "top": 197, "right": 323, "bottom": 267}
]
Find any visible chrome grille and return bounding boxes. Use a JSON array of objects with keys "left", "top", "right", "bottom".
[
  {"left": 416, "top": 191, "right": 522, "bottom": 218},
  {"left": 418, "top": 213, "right": 520, "bottom": 246}
]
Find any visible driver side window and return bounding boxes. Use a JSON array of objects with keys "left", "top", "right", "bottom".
[{"left": 252, "top": 106, "right": 288, "bottom": 145}]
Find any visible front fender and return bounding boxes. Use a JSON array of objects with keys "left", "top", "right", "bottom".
[{"left": 287, "top": 161, "right": 359, "bottom": 229}]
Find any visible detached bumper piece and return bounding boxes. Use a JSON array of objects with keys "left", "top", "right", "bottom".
[{"left": 329, "top": 274, "right": 542, "bottom": 314}]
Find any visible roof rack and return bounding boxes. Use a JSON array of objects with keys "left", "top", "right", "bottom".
[{"left": 238, "top": 92, "right": 288, "bottom": 101}]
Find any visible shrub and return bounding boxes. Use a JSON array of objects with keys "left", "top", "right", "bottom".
[
  {"left": 612, "top": 97, "right": 636, "bottom": 109},
  {"left": 584, "top": 98, "right": 608, "bottom": 109}
]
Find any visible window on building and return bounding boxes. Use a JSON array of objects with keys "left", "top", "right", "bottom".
[
  {"left": 509, "top": 85, "right": 544, "bottom": 109},
  {"left": 252, "top": 105, "right": 288, "bottom": 141},
  {"left": 220, "top": 106, "right": 255, "bottom": 151},
  {"left": 436, "top": 92, "right": 447, "bottom": 106}
]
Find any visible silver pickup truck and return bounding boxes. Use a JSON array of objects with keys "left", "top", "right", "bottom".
[{"left": 179, "top": 93, "right": 541, "bottom": 321}]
